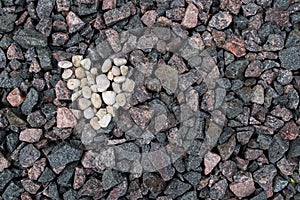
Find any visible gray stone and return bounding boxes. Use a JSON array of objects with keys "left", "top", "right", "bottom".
[
  {"left": 279, "top": 46, "right": 300, "bottom": 70},
  {"left": 13, "top": 29, "right": 47, "bottom": 48},
  {"left": 19, "top": 144, "right": 41, "bottom": 168},
  {"left": 102, "top": 169, "right": 123, "bottom": 190},
  {"left": 155, "top": 65, "right": 178, "bottom": 94},
  {"left": 164, "top": 179, "right": 191, "bottom": 198},
  {"left": 21, "top": 88, "right": 38, "bottom": 115}
]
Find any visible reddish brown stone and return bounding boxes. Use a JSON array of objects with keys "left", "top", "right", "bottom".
[
  {"left": 7, "top": 43, "right": 24, "bottom": 60},
  {"left": 204, "top": 151, "right": 221, "bottom": 175},
  {"left": 28, "top": 158, "right": 46, "bottom": 180},
  {"left": 105, "top": 29, "right": 121, "bottom": 52},
  {"left": 21, "top": 179, "right": 40, "bottom": 194},
  {"left": 279, "top": 122, "right": 299, "bottom": 140},
  {"left": 129, "top": 106, "right": 154, "bottom": 129},
  {"left": 74, "top": 167, "right": 86, "bottom": 190},
  {"left": 56, "top": 0, "right": 70, "bottom": 12},
  {"left": 277, "top": 157, "right": 297, "bottom": 176},
  {"left": 237, "top": 131, "right": 253, "bottom": 145},
  {"left": 103, "top": 3, "right": 132, "bottom": 26},
  {"left": 220, "top": 0, "right": 242, "bottom": 15},
  {"left": 245, "top": 60, "right": 263, "bottom": 77},
  {"left": 141, "top": 10, "right": 157, "bottom": 27},
  {"left": 209, "top": 11, "right": 232, "bottom": 30},
  {"left": 181, "top": 3, "right": 198, "bottom": 29},
  {"left": 235, "top": 157, "right": 249, "bottom": 171},
  {"left": 253, "top": 165, "right": 277, "bottom": 198},
  {"left": 55, "top": 80, "right": 71, "bottom": 101},
  {"left": 66, "top": 11, "right": 85, "bottom": 33},
  {"left": 94, "top": 13, "right": 106, "bottom": 30},
  {"left": 265, "top": 8, "right": 290, "bottom": 26},
  {"left": 7, "top": 88, "right": 24, "bottom": 107},
  {"left": 52, "top": 32, "right": 69, "bottom": 46},
  {"left": 0, "top": 152, "right": 10, "bottom": 172},
  {"left": 260, "top": 70, "right": 275, "bottom": 85},
  {"left": 29, "top": 58, "right": 41, "bottom": 73},
  {"left": 212, "top": 30, "right": 226, "bottom": 48},
  {"left": 168, "top": 54, "right": 188, "bottom": 74},
  {"left": 166, "top": 8, "right": 185, "bottom": 21},
  {"left": 21, "top": 192, "right": 32, "bottom": 200},
  {"left": 271, "top": 105, "right": 293, "bottom": 122},
  {"left": 223, "top": 35, "right": 246, "bottom": 57},
  {"left": 15, "top": 11, "right": 28, "bottom": 26},
  {"left": 244, "top": 148, "right": 263, "bottom": 160},
  {"left": 102, "top": 0, "right": 116, "bottom": 10},
  {"left": 229, "top": 172, "right": 255, "bottom": 198},
  {"left": 19, "top": 129, "right": 43, "bottom": 143},
  {"left": 189, "top": 33, "right": 205, "bottom": 50},
  {"left": 107, "top": 180, "right": 128, "bottom": 200},
  {"left": 56, "top": 107, "right": 77, "bottom": 128}
]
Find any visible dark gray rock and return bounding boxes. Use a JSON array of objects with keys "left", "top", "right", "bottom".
[
  {"left": 43, "top": 182, "right": 59, "bottom": 200},
  {"left": 0, "top": 48, "right": 6, "bottom": 69},
  {"left": 2, "top": 181, "right": 24, "bottom": 200},
  {"left": 19, "top": 144, "right": 41, "bottom": 168},
  {"left": 0, "top": 13, "right": 17, "bottom": 33},
  {"left": 38, "top": 167, "right": 55, "bottom": 183},
  {"left": 102, "top": 168, "right": 123, "bottom": 190},
  {"left": 63, "top": 189, "right": 78, "bottom": 200},
  {"left": 273, "top": 176, "right": 288, "bottom": 192},
  {"left": 37, "top": 47, "right": 52, "bottom": 70},
  {"left": 279, "top": 47, "right": 300, "bottom": 70},
  {"left": 274, "top": 0, "right": 290, "bottom": 10},
  {"left": 164, "top": 179, "right": 191, "bottom": 198},
  {"left": 268, "top": 134, "right": 289, "bottom": 163},
  {"left": 36, "top": 0, "right": 54, "bottom": 19},
  {"left": 288, "top": 138, "right": 300, "bottom": 158},
  {"left": 183, "top": 171, "right": 202, "bottom": 186},
  {"left": 226, "top": 98, "right": 243, "bottom": 119},
  {"left": 0, "top": 76, "right": 22, "bottom": 89},
  {"left": 13, "top": 29, "right": 47, "bottom": 49},
  {"left": 210, "top": 179, "right": 228, "bottom": 199},
  {"left": 21, "top": 88, "right": 38, "bottom": 115},
  {"left": 225, "top": 60, "right": 249, "bottom": 79},
  {"left": 143, "top": 173, "right": 166, "bottom": 197},
  {"left": 180, "top": 191, "right": 197, "bottom": 200},
  {"left": 285, "top": 29, "right": 300, "bottom": 48},
  {"left": 0, "top": 169, "right": 14, "bottom": 192}
]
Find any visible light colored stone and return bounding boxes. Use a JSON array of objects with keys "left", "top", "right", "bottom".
[
  {"left": 114, "top": 76, "right": 126, "bottom": 83},
  {"left": 71, "top": 90, "right": 82, "bottom": 102},
  {"left": 0, "top": 152, "right": 10, "bottom": 172},
  {"left": 90, "top": 85, "right": 98, "bottom": 93},
  {"left": 72, "top": 55, "right": 83, "bottom": 67},
  {"left": 107, "top": 71, "right": 114, "bottom": 81},
  {"left": 19, "top": 128, "right": 43, "bottom": 143},
  {"left": 120, "top": 65, "right": 129, "bottom": 75},
  {"left": 111, "top": 66, "right": 121, "bottom": 76},
  {"left": 122, "top": 78, "right": 135, "bottom": 92},
  {"left": 82, "top": 86, "right": 92, "bottom": 98},
  {"left": 96, "top": 108, "right": 107, "bottom": 119},
  {"left": 90, "top": 117, "right": 101, "bottom": 130},
  {"left": 112, "top": 82, "right": 122, "bottom": 93},
  {"left": 83, "top": 107, "right": 94, "bottom": 119},
  {"left": 62, "top": 69, "right": 73, "bottom": 79},
  {"left": 106, "top": 106, "right": 115, "bottom": 117},
  {"left": 251, "top": 85, "right": 264, "bottom": 104},
  {"left": 80, "top": 58, "right": 92, "bottom": 70},
  {"left": 99, "top": 114, "right": 112, "bottom": 128},
  {"left": 102, "top": 91, "right": 116, "bottom": 106},
  {"left": 81, "top": 78, "right": 88, "bottom": 87},
  {"left": 78, "top": 98, "right": 91, "bottom": 110},
  {"left": 102, "top": 59, "right": 112, "bottom": 73},
  {"left": 58, "top": 60, "right": 73, "bottom": 69},
  {"left": 115, "top": 93, "right": 126, "bottom": 106},
  {"left": 86, "top": 71, "right": 95, "bottom": 85},
  {"left": 113, "top": 58, "right": 127, "bottom": 66},
  {"left": 96, "top": 74, "right": 110, "bottom": 92},
  {"left": 67, "top": 79, "right": 80, "bottom": 90},
  {"left": 91, "top": 93, "right": 102, "bottom": 109},
  {"left": 75, "top": 67, "right": 86, "bottom": 79}
]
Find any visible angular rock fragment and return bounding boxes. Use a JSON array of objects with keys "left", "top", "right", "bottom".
[{"left": 181, "top": 3, "right": 198, "bottom": 29}]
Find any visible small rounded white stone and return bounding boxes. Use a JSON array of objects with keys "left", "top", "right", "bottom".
[
  {"left": 96, "top": 108, "right": 107, "bottom": 119},
  {"left": 91, "top": 93, "right": 102, "bottom": 109},
  {"left": 99, "top": 114, "right": 112, "bottom": 128},
  {"left": 90, "top": 117, "right": 101, "bottom": 130},
  {"left": 120, "top": 65, "right": 129, "bottom": 76},
  {"left": 107, "top": 71, "right": 114, "bottom": 81},
  {"left": 116, "top": 93, "right": 126, "bottom": 107},
  {"left": 75, "top": 67, "right": 86, "bottom": 79},
  {"left": 111, "top": 66, "right": 121, "bottom": 76},
  {"left": 62, "top": 69, "right": 73, "bottom": 79},
  {"left": 72, "top": 55, "right": 83, "bottom": 67},
  {"left": 113, "top": 76, "right": 126, "bottom": 83},
  {"left": 102, "top": 91, "right": 116, "bottom": 106},
  {"left": 82, "top": 86, "right": 92, "bottom": 98},
  {"left": 101, "top": 59, "right": 112, "bottom": 73},
  {"left": 96, "top": 74, "right": 110, "bottom": 92},
  {"left": 113, "top": 58, "right": 127, "bottom": 66},
  {"left": 106, "top": 106, "right": 115, "bottom": 117},
  {"left": 80, "top": 58, "right": 92, "bottom": 70},
  {"left": 71, "top": 90, "right": 82, "bottom": 102},
  {"left": 90, "top": 85, "right": 98, "bottom": 93},
  {"left": 122, "top": 78, "right": 135, "bottom": 92},
  {"left": 86, "top": 71, "right": 95, "bottom": 85},
  {"left": 90, "top": 67, "right": 98, "bottom": 75},
  {"left": 67, "top": 79, "right": 80, "bottom": 90},
  {"left": 81, "top": 78, "right": 88, "bottom": 87},
  {"left": 83, "top": 107, "right": 94, "bottom": 119},
  {"left": 77, "top": 98, "right": 91, "bottom": 110},
  {"left": 58, "top": 60, "right": 73, "bottom": 69},
  {"left": 112, "top": 82, "right": 122, "bottom": 93}
]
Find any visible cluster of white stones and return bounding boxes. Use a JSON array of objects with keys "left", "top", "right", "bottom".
[{"left": 59, "top": 56, "right": 135, "bottom": 130}]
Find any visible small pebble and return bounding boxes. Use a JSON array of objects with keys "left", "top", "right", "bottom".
[
  {"left": 71, "top": 90, "right": 82, "bottom": 102},
  {"left": 102, "top": 91, "right": 116, "bottom": 106},
  {"left": 96, "top": 74, "right": 110, "bottom": 92},
  {"left": 78, "top": 98, "right": 91, "bottom": 110},
  {"left": 107, "top": 71, "right": 114, "bottom": 81},
  {"left": 113, "top": 58, "right": 127, "bottom": 66},
  {"left": 102, "top": 59, "right": 112, "bottom": 73},
  {"left": 111, "top": 66, "right": 121, "bottom": 76},
  {"left": 82, "top": 86, "right": 92, "bottom": 98},
  {"left": 67, "top": 79, "right": 80, "bottom": 90},
  {"left": 81, "top": 78, "right": 89, "bottom": 87},
  {"left": 91, "top": 93, "right": 102, "bottom": 109},
  {"left": 90, "top": 117, "right": 101, "bottom": 130},
  {"left": 99, "top": 114, "right": 112, "bottom": 128},
  {"left": 116, "top": 93, "right": 126, "bottom": 106},
  {"left": 114, "top": 76, "right": 126, "bottom": 83},
  {"left": 90, "top": 85, "right": 98, "bottom": 93},
  {"left": 112, "top": 82, "right": 122, "bottom": 93},
  {"left": 83, "top": 107, "right": 94, "bottom": 119},
  {"left": 106, "top": 106, "right": 115, "bottom": 117},
  {"left": 80, "top": 58, "right": 92, "bottom": 70},
  {"left": 62, "top": 69, "right": 73, "bottom": 79},
  {"left": 96, "top": 108, "right": 107, "bottom": 119},
  {"left": 58, "top": 60, "right": 73, "bottom": 69},
  {"left": 72, "top": 55, "right": 83, "bottom": 67},
  {"left": 86, "top": 71, "right": 96, "bottom": 85},
  {"left": 90, "top": 68, "right": 98, "bottom": 75},
  {"left": 122, "top": 78, "right": 135, "bottom": 92},
  {"left": 120, "top": 65, "right": 129, "bottom": 76},
  {"left": 75, "top": 67, "right": 86, "bottom": 79}
]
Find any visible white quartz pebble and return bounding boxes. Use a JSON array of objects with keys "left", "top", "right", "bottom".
[
  {"left": 99, "top": 114, "right": 112, "bottom": 128},
  {"left": 80, "top": 58, "right": 92, "bottom": 70},
  {"left": 106, "top": 106, "right": 115, "bottom": 117},
  {"left": 102, "top": 91, "right": 116, "bottom": 106},
  {"left": 77, "top": 98, "right": 91, "bottom": 110},
  {"left": 67, "top": 79, "right": 80, "bottom": 90},
  {"left": 62, "top": 69, "right": 73, "bottom": 79},
  {"left": 96, "top": 74, "right": 110, "bottom": 92},
  {"left": 90, "top": 85, "right": 98, "bottom": 93},
  {"left": 112, "top": 82, "right": 122, "bottom": 93},
  {"left": 107, "top": 71, "right": 114, "bottom": 81},
  {"left": 96, "top": 108, "right": 107, "bottom": 119},
  {"left": 72, "top": 55, "right": 83, "bottom": 67},
  {"left": 80, "top": 78, "right": 88, "bottom": 87},
  {"left": 58, "top": 60, "right": 73, "bottom": 69},
  {"left": 91, "top": 93, "right": 102, "bottom": 109},
  {"left": 120, "top": 65, "right": 129, "bottom": 75},
  {"left": 86, "top": 71, "right": 95, "bottom": 85},
  {"left": 113, "top": 76, "right": 126, "bottom": 83},
  {"left": 111, "top": 66, "right": 121, "bottom": 76},
  {"left": 101, "top": 59, "right": 112, "bottom": 73},
  {"left": 71, "top": 90, "right": 82, "bottom": 102},
  {"left": 90, "top": 67, "right": 98, "bottom": 75},
  {"left": 115, "top": 93, "right": 126, "bottom": 107},
  {"left": 90, "top": 117, "right": 101, "bottom": 130},
  {"left": 82, "top": 86, "right": 92, "bottom": 98},
  {"left": 122, "top": 78, "right": 135, "bottom": 92},
  {"left": 75, "top": 67, "right": 86, "bottom": 79},
  {"left": 113, "top": 58, "right": 127, "bottom": 66},
  {"left": 83, "top": 107, "right": 94, "bottom": 119}
]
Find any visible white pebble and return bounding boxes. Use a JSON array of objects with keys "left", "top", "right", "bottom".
[
  {"left": 99, "top": 114, "right": 112, "bottom": 128},
  {"left": 96, "top": 74, "right": 110, "bottom": 92},
  {"left": 114, "top": 76, "right": 126, "bottom": 83},
  {"left": 81, "top": 78, "right": 88, "bottom": 87},
  {"left": 113, "top": 58, "right": 127, "bottom": 66},
  {"left": 120, "top": 65, "right": 129, "bottom": 76},
  {"left": 58, "top": 60, "right": 73, "bottom": 69},
  {"left": 62, "top": 69, "right": 73, "bottom": 79},
  {"left": 82, "top": 86, "right": 92, "bottom": 98},
  {"left": 86, "top": 71, "right": 95, "bottom": 85},
  {"left": 91, "top": 93, "right": 102, "bottom": 109},
  {"left": 101, "top": 59, "right": 112, "bottom": 73},
  {"left": 115, "top": 93, "right": 126, "bottom": 106},
  {"left": 90, "top": 67, "right": 98, "bottom": 75},
  {"left": 96, "top": 108, "right": 107, "bottom": 119},
  {"left": 90, "top": 117, "right": 101, "bottom": 130},
  {"left": 122, "top": 78, "right": 135, "bottom": 92},
  {"left": 72, "top": 55, "right": 83, "bottom": 67},
  {"left": 77, "top": 98, "right": 91, "bottom": 110},
  {"left": 107, "top": 71, "right": 114, "bottom": 81},
  {"left": 112, "top": 82, "right": 122, "bottom": 93},
  {"left": 90, "top": 85, "right": 98, "bottom": 93},
  {"left": 80, "top": 58, "right": 92, "bottom": 70},
  {"left": 71, "top": 90, "right": 82, "bottom": 102},
  {"left": 102, "top": 91, "right": 116, "bottom": 106},
  {"left": 67, "top": 79, "right": 80, "bottom": 90},
  {"left": 75, "top": 67, "right": 86, "bottom": 79},
  {"left": 111, "top": 66, "right": 121, "bottom": 76},
  {"left": 83, "top": 107, "right": 94, "bottom": 119},
  {"left": 106, "top": 106, "right": 115, "bottom": 117}
]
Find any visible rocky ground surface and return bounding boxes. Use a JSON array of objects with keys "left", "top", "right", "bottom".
[{"left": 0, "top": 0, "right": 300, "bottom": 199}]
